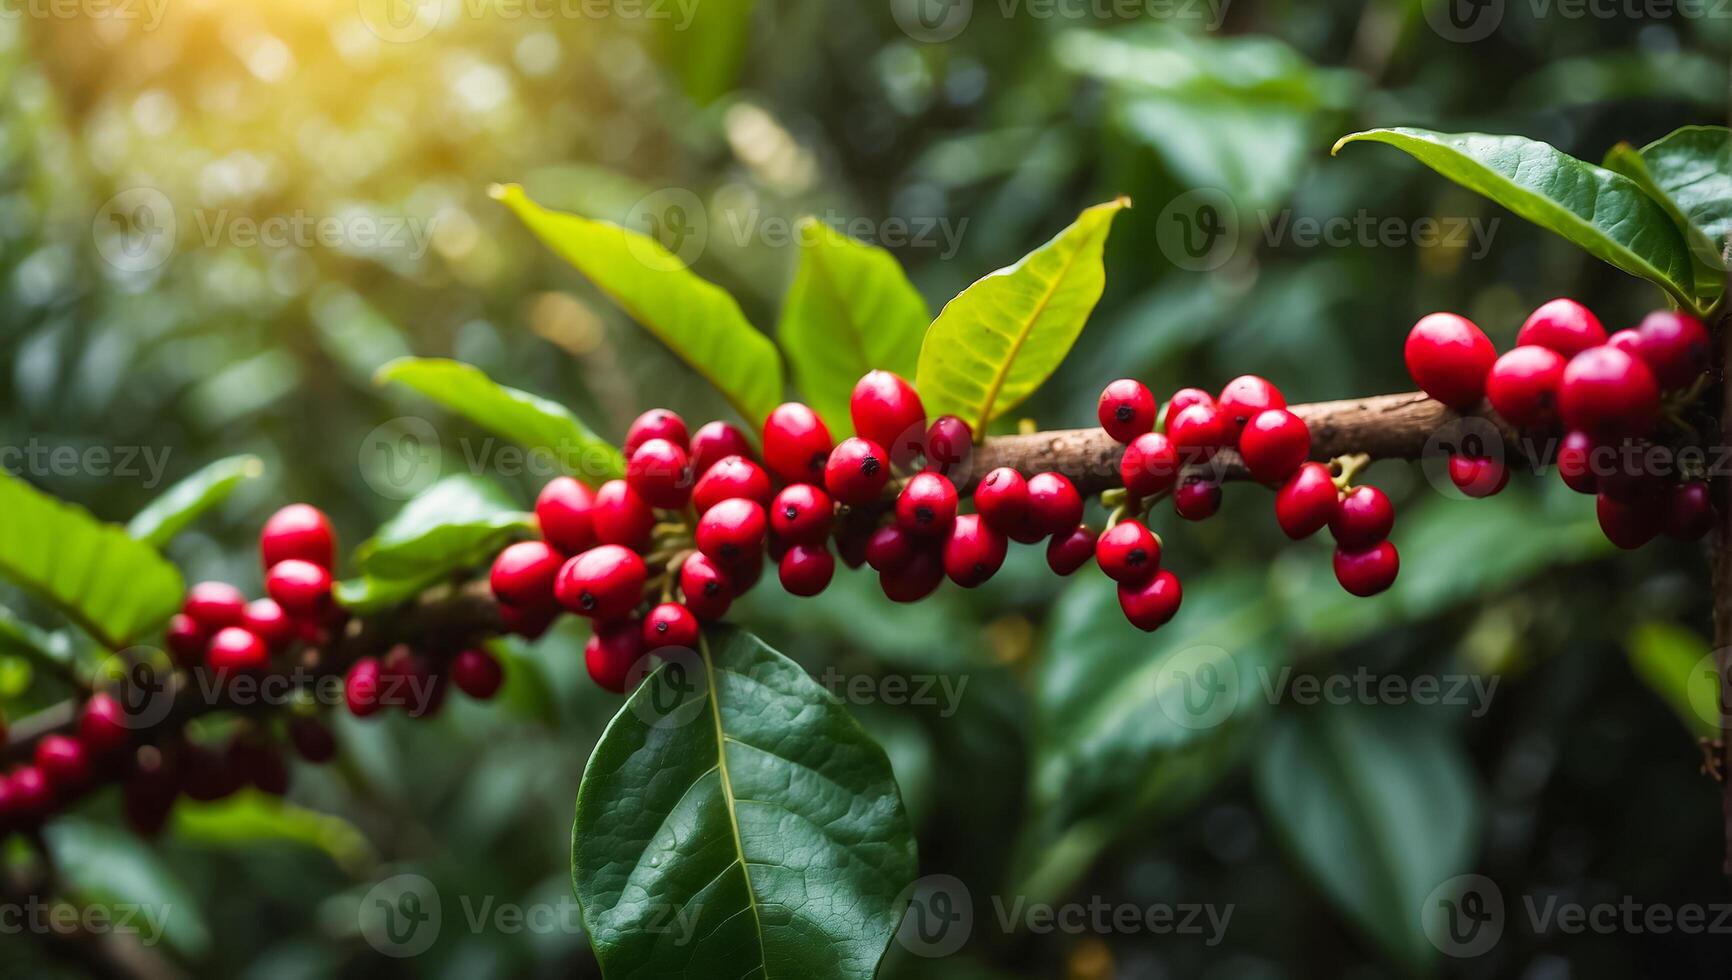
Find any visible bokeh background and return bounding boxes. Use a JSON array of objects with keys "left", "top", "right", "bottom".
[{"left": 1, "top": 0, "right": 1730, "bottom": 976}]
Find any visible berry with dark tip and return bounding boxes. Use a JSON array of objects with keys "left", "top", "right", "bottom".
[
  {"left": 763, "top": 402, "right": 834, "bottom": 483},
  {"left": 896, "top": 473, "right": 959, "bottom": 537},
  {"left": 771, "top": 484, "right": 834, "bottom": 545},
  {"left": 696, "top": 498, "right": 768, "bottom": 567},
  {"left": 642, "top": 603, "right": 700, "bottom": 651},
  {"left": 1329, "top": 486, "right": 1394, "bottom": 548},
  {"left": 1097, "top": 379, "right": 1158, "bottom": 444},
  {"left": 1095, "top": 520, "right": 1160, "bottom": 584},
  {"left": 679, "top": 553, "right": 734, "bottom": 620},
  {"left": 556, "top": 545, "right": 649, "bottom": 620},
  {"left": 824, "top": 437, "right": 891, "bottom": 505},
  {"left": 942, "top": 514, "right": 1007, "bottom": 588},
  {"left": 1218, "top": 376, "right": 1286, "bottom": 437}
]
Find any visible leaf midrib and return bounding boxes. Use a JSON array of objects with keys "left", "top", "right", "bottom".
[
  {"left": 700, "top": 632, "right": 769, "bottom": 978},
  {"left": 970, "top": 231, "right": 1092, "bottom": 433}
]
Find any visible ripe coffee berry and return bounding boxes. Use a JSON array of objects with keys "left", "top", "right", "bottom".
[
  {"left": 590, "top": 480, "right": 656, "bottom": 550},
  {"left": 1664, "top": 481, "right": 1715, "bottom": 540},
  {"left": 1556, "top": 430, "right": 1598, "bottom": 494},
  {"left": 207, "top": 626, "right": 270, "bottom": 672},
  {"left": 1329, "top": 486, "right": 1394, "bottom": 548},
  {"left": 943, "top": 514, "right": 1008, "bottom": 588},
  {"left": 1516, "top": 298, "right": 1606, "bottom": 357},
  {"left": 642, "top": 602, "right": 700, "bottom": 651},
  {"left": 1218, "top": 375, "right": 1286, "bottom": 437},
  {"left": 689, "top": 421, "right": 754, "bottom": 477},
  {"left": 1448, "top": 455, "right": 1508, "bottom": 498},
  {"left": 452, "top": 648, "right": 505, "bottom": 699},
  {"left": 242, "top": 598, "right": 297, "bottom": 650},
  {"left": 1596, "top": 493, "right": 1660, "bottom": 549},
  {"left": 1404, "top": 312, "right": 1496, "bottom": 408},
  {"left": 624, "top": 408, "right": 689, "bottom": 459},
  {"left": 345, "top": 657, "right": 384, "bottom": 717},
  {"left": 1174, "top": 477, "right": 1222, "bottom": 521},
  {"left": 1095, "top": 520, "right": 1161, "bottom": 584},
  {"left": 1634, "top": 310, "right": 1710, "bottom": 389},
  {"left": 924, "top": 415, "right": 973, "bottom": 477},
  {"left": 626, "top": 438, "right": 693, "bottom": 509},
  {"left": 1559, "top": 346, "right": 1660, "bottom": 438},
  {"left": 289, "top": 716, "right": 338, "bottom": 763},
  {"left": 535, "top": 477, "right": 595, "bottom": 555},
  {"left": 260, "top": 503, "right": 336, "bottom": 570},
  {"left": 696, "top": 498, "right": 769, "bottom": 566},
  {"left": 694, "top": 456, "right": 774, "bottom": 513},
  {"left": 852, "top": 371, "right": 927, "bottom": 461},
  {"left": 35, "top": 735, "right": 90, "bottom": 795},
  {"left": 184, "top": 582, "right": 246, "bottom": 630},
  {"left": 585, "top": 621, "right": 644, "bottom": 694},
  {"left": 825, "top": 438, "right": 891, "bottom": 505},
  {"left": 835, "top": 520, "right": 872, "bottom": 570},
  {"left": 771, "top": 484, "right": 834, "bottom": 544},
  {"left": 557, "top": 545, "right": 649, "bottom": 620},
  {"left": 1166, "top": 388, "right": 1213, "bottom": 421},
  {"left": 1098, "top": 379, "right": 1158, "bottom": 444},
  {"left": 1118, "top": 570, "right": 1182, "bottom": 632},
  {"left": 266, "top": 559, "right": 333, "bottom": 618},
  {"left": 866, "top": 525, "right": 915, "bottom": 573},
  {"left": 78, "top": 693, "right": 130, "bottom": 757},
  {"left": 1486, "top": 345, "right": 1567, "bottom": 430},
  {"left": 1167, "top": 402, "right": 1228, "bottom": 463},
  {"left": 897, "top": 473, "right": 959, "bottom": 537},
  {"left": 679, "top": 552, "right": 733, "bottom": 620},
  {"left": 881, "top": 549, "right": 945, "bottom": 603},
  {"left": 1120, "top": 432, "right": 1180, "bottom": 499},
  {"left": 763, "top": 402, "right": 833, "bottom": 483},
  {"left": 1046, "top": 526, "right": 1099, "bottom": 576},
  {"left": 1333, "top": 541, "right": 1399, "bottom": 597},
  {"left": 1275, "top": 462, "right": 1339, "bottom": 540},
  {"left": 779, "top": 544, "right": 836, "bottom": 596},
  {"left": 1024, "top": 472, "right": 1083, "bottom": 539},
  {"left": 490, "top": 540, "right": 564, "bottom": 610},
  {"left": 165, "top": 613, "right": 208, "bottom": 665},
  {"left": 9, "top": 766, "right": 52, "bottom": 821},
  {"left": 975, "top": 468, "right": 1030, "bottom": 533},
  {"left": 1608, "top": 329, "right": 1647, "bottom": 360},
  {"left": 1239, "top": 409, "right": 1310, "bottom": 484}
]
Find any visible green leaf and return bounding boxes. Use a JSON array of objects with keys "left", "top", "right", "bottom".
[
  {"left": 776, "top": 220, "right": 930, "bottom": 437},
  {"left": 1254, "top": 706, "right": 1480, "bottom": 973},
  {"left": 0, "top": 472, "right": 184, "bottom": 649},
  {"left": 916, "top": 199, "right": 1127, "bottom": 434},
  {"left": 1626, "top": 621, "right": 1720, "bottom": 741},
  {"left": 174, "top": 791, "right": 378, "bottom": 878},
  {"left": 333, "top": 569, "right": 449, "bottom": 615},
  {"left": 1334, "top": 128, "right": 1701, "bottom": 312},
  {"left": 0, "top": 605, "right": 80, "bottom": 687},
  {"left": 45, "top": 817, "right": 212, "bottom": 959},
  {"left": 492, "top": 182, "right": 785, "bottom": 427},
  {"left": 1604, "top": 126, "right": 1730, "bottom": 303},
  {"left": 572, "top": 626, "right": 917, "bottom": 979},
  {"left": 126, "top": 454, "right": 264, "bottom": 548},
  {"left": 376, "top": 357, "right": 623, "bottom": 486},
  {"left": 356, "top": 474, "right": 532, "bottom": 581}
]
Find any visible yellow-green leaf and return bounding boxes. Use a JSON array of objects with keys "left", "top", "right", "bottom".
[
  {"left": 127, "top": 454, "right": 264, "bottom": 548},
  {"left": 1626, "top": 621, "right": 1720, "bottom": 741}
]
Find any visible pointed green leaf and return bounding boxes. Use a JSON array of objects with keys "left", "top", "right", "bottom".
[
  {"left": 573, "top": 626, "right": 917, "bottom": 979},
  {"left": 1335, "top": 128, "right": 1701, "bottom": 312},
  {"left": 376, "top": 357, "right": 623, "bottom": 486},
  {"left": 0, "top": 473, "right": 184, "bottom": 649},
  {"left": 174, "top": 791, "right": 378, "bottom": 878},
  {"left": 493, "top": 183, "right": 785, "bottom": 427},
  {"left": 45, "top": 817, "right": 212, "bottom": 958},
  {"left": 1604, "top": 126, "right": 1730, "bottom": 303},
  {"left": 356, "top": 474, "right": 531, "bottom": 580},
  {"left": 126, "top": 454, "right": 264, "bottom": 548},
  {"left": 776, "top": 220, "right": 930, "bottom": 436},
  {"left": 1626, "top": 621, "right": 1720, "bottom": 741},
  {"left": 0, "top": 605, "right": 80, "bottom": 687},
  {"left": 916, "top": 199, "right": 1127, "bottom": 434}
]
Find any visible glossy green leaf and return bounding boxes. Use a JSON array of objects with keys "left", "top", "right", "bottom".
[
  {"left": 1334, "top": 128, "right": 1700, "bottom": 311},
  {"left": 916, "top": 199, "right": 1127, "bottom": 434},
  {"left": 45, "top": 817, "right": 212, "bottom": 959},
  {"left": 333, "top": 569, "right": 450, "bottom": 615},
  {"left": 0, "top": 472, "right": 184, "bottom": 649},
  {"left": 356, "top": 474, "right": 532, "bottom": 580},
  {"left": 174, "top": 791, "right": 378, "bottom": 877},
  {"left": 493, "top": 183, "right": 785, "bottom": 427},
  {"left": 572, "top": 626, "right": 917, "bottom": 979},
  {"left": 126, "top": 454, "right": 264, "bottom": 548},
  {"left": 1254, "top": 706, "right": 1480, "bottom": 973},
  {"left": 1605, "top": 126, "right": 1730, "bottom": 303},
  {"left": 1626, "top": 621, "right": 1720, "bottom": 741},
  {"left": 376, "top": 357, "right": 623, "bottom": 486},
  {"left": 776, "top": 220, "right": 930, "bottom": 437},
  {"left": 0, "top": 604, "right": 80, "bottom": 687}
]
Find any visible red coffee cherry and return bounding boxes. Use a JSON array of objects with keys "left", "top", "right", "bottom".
[
  {"left": 1095, "top": 520, "right": 1161, "bottom": 585},
  {"left": 590, "top": 479, "right": 656, "bottom": 550},
  {"left": 771, "top": 484, "right": 834, "bottom": 545},
  {"left": 1239, "top": 409, "right": 1310, "bottom": 484},
  {"left": 1167, "top": 402, "right": 1228, "bottom": 463},
  {"left": 9, "top": 765, "right": 53, "bottom": 822},
  {"left": 78, "top": 693, "right": 130, "bottom": 758},
  {"left": 1634, "top": 310, "right": 1710, "bottom": 389},
  {"left": 165, "top": 613, "right": 208, "bottom": 666},
  {"left": 585, "top": 621, "right": 645, "bottom": 694},
  {"left": 1596, "top": 493, "right": 1660, "bottom": 549},
  {"left": 1449, "top": 455, "right": 1508, "bottom": 498},
  {"left": 345, "top": 657, "right": 384, "bottom": 717},
  {"left": 556, "top": 545, "right": 649, "bottom": 620},
  {"left": 1166, "top": 388, "right": 1214, "bottom": 420},
  {"left": 490, "top": 540, "right": 564, "bottom": 611},
  {"left": 693, "top": 456, "right": 774, "bottom": 513},
  {"left": 1607, "top": 329, "right": 1647, "bottom": 360},
  {"left": 626, "top": 438, "right": 693, "bottom": 509},
  {"left": 696, "top": 498, "right": 768, "bottom": 566},
  {"left": 260, "top": 503, "right": 336, "bottom": 570},
  {"left": 452, "top": 648, "right": 505, "bottom": 699},
  {"left": 1664, "top": 480, "right": 1715, "bottom": 540},
  {"left": 241, "top": 598, "right": 296, "bottom": 651},
  {"left": 289, "top": 716, "right": 338, "bottom": 763},
  {"left": 266, "top": 559, "right": 333, "bottom": 619},
  {"left": 1556, "top": 430, "right": 1598, "bottom": 494},
  {"left": 866, "top": 525, "right": 916, "bottom": 573},
  {"left": 779, "top": 544, "right": 836, "bottom": 596},
  {"left": 835, "top": 518, "right": 873, "bottom": 570},
  {"left": 1486, "top": 345, "right": 1567, "bottom": 430},
  {"left": 896, "top": 473, "right": 959, "bottom": 537},
  {"left": 35, "top": 735, "right": 91, "bottom": 796},
  {"left": 1516, "top": 298, "right": 1606, "bottom": 357},
  {"left": 180, "top": 744, "right": 241, "bottom": 802},
  {"left": 206, "top": 626, "right": 270, "bottom": 672},
  {"left": 923, "top": 415, "right": 973, "bottom": 476},
  {"left": 642, "top": 602, "right": 700, "bottom": 651},
  {"left": 1275, "top": 462, "right": 1339, "bottom": 540},
  {"left": 229, "top": 735, "right": 290, "bottom": 796},
  {"left": 1559, "top": 345, "right": 1660, "bottom": 438},
  {"left": 679, "top": 553, "right": 734, "bottom": 620},
  {"left": 535, "top": 477, "right": 596, "bottom": 555},
  {"left": 1097, "top": 379, "right": 1158, "bottom": 444},
  {"left": 1024, "top": 472, "right": 1083, "bottom": 538},
  {"left": 763, "top": 402, "right": 834, "bottom": 483},
  {"left": 1218, "top": 375, "right": 1286, "bottom": 437},
  {"left": 942, "top": 514, "right": 1007, "bottom": 588},
  {"left": 624, "top": 408, "right": 689, "bottom": 459},
  {"left": 1329, "top": 486, "right": 1394, "bottom": 548},
  {"left": 1173, "top": 477, "right": 1222, "bottom": 521},
  {"left": 851, "top": 371, "right": 927, "bottom": 461},
  {"left": 824, "top": 438, "right": 891, "bottom": 505},
  {"left": 382, "top": 646, "right": 446, "bottom": 718},
  {"left": 689, "top": 421, "right": 754, "bottom": 477},
  {"left": 1596, "top": 442, "right": 1666, "bottom": 506},
  {"left": 881, "top": 548, "right": 945, "bottom": 603},
  {"left": 1404, "top": 312, "right": 1496, "bottom": 408},
  {"left": 1333, "top": 541, "right": 1400, "bottom": 597},
  {"left": 184, "top": 581, "right": 246, "bottom": 631},
  {"left": 1118, "top": 570, "right": 1182, "bottom": 632},
  {"left": 974, "top": 468, "right": 1030, "bottom": 534},
  {"left": 1046, "top": 526, "right": 1100, "bottom": 576},
  {"left": 1120, "top": 432, "right": 1180, "bottom": 499}
]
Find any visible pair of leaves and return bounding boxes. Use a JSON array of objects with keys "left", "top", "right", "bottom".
[{"left": 338, "top": 474, "right": 532, "bottom": 614}]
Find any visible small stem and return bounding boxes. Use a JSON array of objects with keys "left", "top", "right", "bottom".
[{"left": 1331, "top": 452, "right": 1372, "bottom": 491}]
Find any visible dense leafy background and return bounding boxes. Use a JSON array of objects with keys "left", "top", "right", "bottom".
[{"left": 0, "top": 1, "right": 1727, "bottom": 977}]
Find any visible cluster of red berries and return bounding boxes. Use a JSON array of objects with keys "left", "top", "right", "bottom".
[{"left": 1404, "top": 299, "right": 1716, "bottom": 548}]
